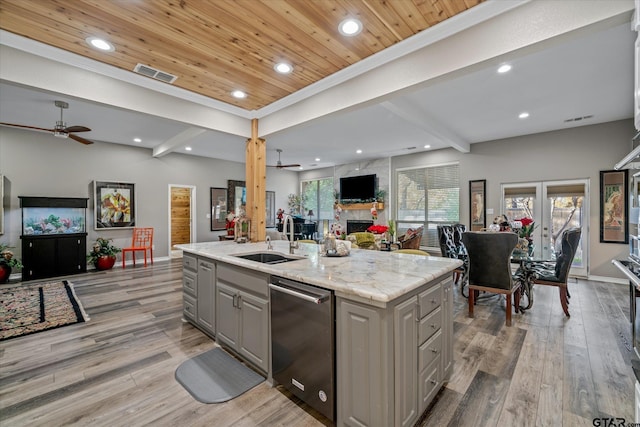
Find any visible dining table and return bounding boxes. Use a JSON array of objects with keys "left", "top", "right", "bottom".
[{"left": 511, "top": 246, "right": 556, "bottom": 312}]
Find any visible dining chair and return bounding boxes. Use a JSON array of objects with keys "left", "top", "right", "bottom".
[
  {"left": 437, "top": 224, "right": 468, "bottom": 287},
  {"left": 530, "top": 227, "right": 581, "bottom": 317},
  {"left": 462, "top": 231, "right": 521, "bottom": 326},
  {"left": 394, "top": 249, "right": 430, "bottom": 256},
  {"left": 122, "top": 227, "right": 154, "bottom": 268}
]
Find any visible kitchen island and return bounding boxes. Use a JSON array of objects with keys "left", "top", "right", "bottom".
[{"left": 177, "top": 240, "right": 462, "bottom": 427}]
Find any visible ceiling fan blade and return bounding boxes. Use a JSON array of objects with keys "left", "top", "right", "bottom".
[
  {"left": 280, "top": 164, "right": 301, "bottom": 168},
  {"left": 0, "top": 122, "right": 55, "bottom": 133},
  {"left": 65, "top": 125, "right": 91, "bottom": 133},
  {"left": 68, "top": 133, "right": 94, "bottom": 145}
]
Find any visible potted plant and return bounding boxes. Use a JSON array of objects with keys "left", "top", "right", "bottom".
[
  {"left": 87, "top": 237, "right": 122, "bottom": 271},
  {"left": 0, "top": 243, "right": 23, "bottom": 283}
]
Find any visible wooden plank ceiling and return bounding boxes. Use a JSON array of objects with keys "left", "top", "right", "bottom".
[{"left": 0, "top": 0, "right": 482, "bottom": 111}]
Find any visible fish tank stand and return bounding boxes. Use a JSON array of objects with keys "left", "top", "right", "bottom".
[{"left": 19, "top": 196, "right": 88, "bottom": 281}]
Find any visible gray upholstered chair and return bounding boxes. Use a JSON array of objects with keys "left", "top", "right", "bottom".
[
  {"left": 462, "top": 231, "right": 522, "bottom": 326},
  {"left": 531, "top": 227, "right": 581, "bottom": 317}
]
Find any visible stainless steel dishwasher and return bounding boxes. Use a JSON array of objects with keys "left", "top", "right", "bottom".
[{"left": 269, "top": 276, "right": 335, "bottom": 421}]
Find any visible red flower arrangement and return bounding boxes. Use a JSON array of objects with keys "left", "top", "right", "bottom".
[
  {"left": 516, "top": 217, "right": 536, "bottom": 239},
  {"left": 367, "top": 224, "right": 389, "bottom": 234}
]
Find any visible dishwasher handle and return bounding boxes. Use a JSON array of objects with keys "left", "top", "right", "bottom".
[{"left": 269, "top": 282, "right": 330, "bottom": 304}]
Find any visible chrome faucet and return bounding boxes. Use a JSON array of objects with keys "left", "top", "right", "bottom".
[
  {"left": 284, "top": 214, "right": 299, "bottom": 254},
  {"left": 266, "top": 235, "right": 273, "bottom": 250}
]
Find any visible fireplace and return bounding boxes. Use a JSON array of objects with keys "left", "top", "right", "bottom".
[{"left": 347, "top": 220, "right": 373, "bottom": 234}]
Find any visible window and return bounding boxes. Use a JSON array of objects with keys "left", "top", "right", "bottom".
[
  {"left": 301, "top": 177, "right": 334, "bottom": 221},
  {"left": 396, "top": 163, "right": 459, "bottom": 248}
]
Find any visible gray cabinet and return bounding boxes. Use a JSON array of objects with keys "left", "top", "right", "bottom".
[
  {"left": 216, "top": 264, "right": 269, "bottom": 373},
  {"left": 337, "top": 277, "right": 453, "bottom": 427},
  {"left": 181, "top": 254, "right": 215, "bottom": 337},
  {"left": 197, "top": 259, "right": 215, "bottom": 334}
]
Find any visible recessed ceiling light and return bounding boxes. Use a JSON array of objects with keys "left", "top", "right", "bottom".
[
  {"left": 85, "top": 36, "right": 115, "bottom": 52},
  {"left": 133, "top": 137, "right": 142, "bottom": 143},
  {"left": 339, "top": 18, "right": 363, "bottom": 36},
  {"left": 497, "top": 64, "right": 512, "bottom": 74},
  {"left": 315, "top": 157, "right": 321, "bottom": 162},
  {"left": 185, "top": 146, "right": 192, "bottom": 151},
  {"left": 274, "top": 62, "right": 293, "bottom": 74},
  {"left": 231, "top": 90, "right": 246, "bottom": 99},
  {"left": 518, "top": 112, "right": 530, "bottom": 119},
  {"left": 424, "top": 144, "right": 431, "bottom": 149},
  {"left": 298, "top": 166, "right": 304, "bottom": 170},
  {"left": 356, "top": 149, "right": 362, "bottom": 154}
]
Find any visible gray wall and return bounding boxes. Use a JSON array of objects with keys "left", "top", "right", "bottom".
[
  {"left": 0, "top": 127, "right": 298, "bottom": 260},
  {"left": 392, "top": 119, "right": 636, "bottom": 278}
]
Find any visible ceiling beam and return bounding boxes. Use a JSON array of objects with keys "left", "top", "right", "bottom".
[
  {"left": 152, "top": 127, "right": 206, "bottom": 157},
  {"left": 380, "top": 100, "right": 470, "bottom": 153}
]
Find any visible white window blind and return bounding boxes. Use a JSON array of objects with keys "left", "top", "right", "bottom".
[{"left": 396, "top": 164, "right": 459, "bottom": 248}]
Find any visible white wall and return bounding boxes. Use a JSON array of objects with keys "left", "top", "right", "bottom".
[{"left": 0, "top": 127, "right": 298, "bottom": 260}]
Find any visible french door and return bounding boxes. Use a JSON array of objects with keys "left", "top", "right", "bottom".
[{"left": 501, "top": 179, "right": 589, "bottom": 277}]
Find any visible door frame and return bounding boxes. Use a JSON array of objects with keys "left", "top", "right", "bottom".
[
  {"left": 168, "top": 184, "right": 196, "bottom": 254},
  {"left": 501, "top": 178, "right": 589, "bottom": 278}
]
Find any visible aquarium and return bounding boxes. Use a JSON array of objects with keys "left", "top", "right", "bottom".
[{"left": 22, "top": 207, "right": 86, "bottom": 235}]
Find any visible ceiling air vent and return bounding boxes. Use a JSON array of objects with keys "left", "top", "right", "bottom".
[{"left": 133, "top": 63, "right": 177, "bottom": 83}]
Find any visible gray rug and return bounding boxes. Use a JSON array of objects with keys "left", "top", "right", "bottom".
[{"left": 175, "top": 347, "right": 264, "bottom": 403}]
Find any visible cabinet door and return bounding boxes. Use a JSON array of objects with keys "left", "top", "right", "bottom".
[
  {"left": 238, "top": 291, "right": 269, "bottom": 372},
  {"left": 57, "top": 236, "right": 85, "bottom": 274},
  {"left": 394, "top": 297, "right": 418, "bottom": 427},
  {"left": 337, "top": 299, "right": 385, "bottom": 427},
  {"left": 197, "top": 259, "right": 215, "bottom": 334},
  {"left": 441, "top": 280, "right": 453, "bottom": 378},
  {"left": 22, "top": 238, "right": 56, "bottom": 280},
  {"left": 216, "top": 282, "right": 239, "bottom": 347}
]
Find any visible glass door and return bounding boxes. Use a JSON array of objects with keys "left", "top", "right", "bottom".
[{"left": 502, "top": 179, "right": 589, "bottom": 277}]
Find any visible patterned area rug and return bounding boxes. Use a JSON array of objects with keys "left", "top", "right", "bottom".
[{"left": 0, "top": 280, "right": 89, "bottom": 340}]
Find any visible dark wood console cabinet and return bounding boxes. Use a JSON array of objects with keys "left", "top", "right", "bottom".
[{"left": 19, "top": 197, "right": 88, "bottom": 281}]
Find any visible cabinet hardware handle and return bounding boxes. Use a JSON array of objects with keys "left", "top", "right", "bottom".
[
  {"left": 431, "top": 324, "right": 436, "bottom": 329},
  {"left": 431, "top": 348, "right": 438, "bottom": 353},
  {"left": 237, "top": 294, "right": 242, "bottom": 310},
  {"left": 431, "top": 299, "right": 437, "bottom": 304},
  {"left": 232, "top": 294, "right": 238, "bottom": 308},
  {"left": 430, "top": 379, "right": 437, "bottom": 385}
]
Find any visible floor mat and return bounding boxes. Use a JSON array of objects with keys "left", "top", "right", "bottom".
[{"left": 175, "top": 347, "right": 264, "bottom": 403}]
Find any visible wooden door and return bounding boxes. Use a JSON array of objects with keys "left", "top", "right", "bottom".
[{"left": 171, "top": 187, "right": 191, "bottom": 248}]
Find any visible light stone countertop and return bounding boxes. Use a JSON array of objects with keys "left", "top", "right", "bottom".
[{"left": 177, "top": 240, "right": 462, "bottom": 304}]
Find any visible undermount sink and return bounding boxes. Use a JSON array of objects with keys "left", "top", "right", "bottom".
[{"left": 233, "top": 252, "right": 305, "bottom": 265}]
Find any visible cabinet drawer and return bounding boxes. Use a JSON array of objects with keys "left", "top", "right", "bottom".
[
  {"left": 419, "top": 329, "right": 442, "bottom": 372},
  {"left": 419, "top": 306, "right": 442, "bottom": 345},
  {"left": 419, "top": 356, "right": 441, "bottom": 413},
  {"left": 183, "top": 293, "right": 197, "bottom": 320},
  {"left": 183, "top": 254, "right": 197, "bottom": 272},
  {"left": 217, "top": 264, "right": 268, "bottom": 297},
  {"left": 183, "top": 270, "right": 197, "bottom": 296},
  {"left": 419, "top": 283, "right": 442, "bottom": 317}
]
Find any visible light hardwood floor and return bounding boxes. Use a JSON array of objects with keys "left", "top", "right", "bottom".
[{"left": 0, "top": 260, "right": 634, "bottom": 426}]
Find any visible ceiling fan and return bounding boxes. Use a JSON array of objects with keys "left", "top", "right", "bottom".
[
  {"left": 268, "top": 149, "right": 300, "bottom": 169},
  {"left": 0, "top": 100, "right": 94, "bottom": 145}
]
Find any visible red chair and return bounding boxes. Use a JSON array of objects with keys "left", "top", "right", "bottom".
[{"left": 122, "top": 227, "right": 154, "bottom": 268}]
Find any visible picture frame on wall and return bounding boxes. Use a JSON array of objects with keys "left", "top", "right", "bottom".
[
  {"left": 600, "top": 169, "right": 629, "bottom": 243},
  {"left": 94, "top": 181, "right": 136, "bottom": 229},
  {"left": 469, "top": 179, "right": 486, "bottom": 231},
  {"left": 210, "top": 187, "right": 227, "bottom": 231},
  {"left": 266, "top": 191, "right": 275, "bottom": 228}
]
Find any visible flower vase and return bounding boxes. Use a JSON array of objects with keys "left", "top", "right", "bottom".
[
  {"left": 0, "top": 264, "right": 11, "bottom": 283},
  {"left": 95, "top": 255, "right": 116, "bottom": 271}
]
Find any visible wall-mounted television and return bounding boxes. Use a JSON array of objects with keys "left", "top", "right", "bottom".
[{"left": 340, "top": 174, "right": 377, "bottom": 202}]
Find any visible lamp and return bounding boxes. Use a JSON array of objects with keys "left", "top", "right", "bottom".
[{"left": 307, "top": 209, "right": 314, "bottom": 222}]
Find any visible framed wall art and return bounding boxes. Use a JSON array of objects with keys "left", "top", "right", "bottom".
[
  {"left": 266, "top": 191, "right": 275, "bottom": 228},
  {"left": 210, "top": 187, "right": 227, "bottom": 231},
  {"left": 600, "top": 169, "right": 628, "bottom": 243},
  {"left": 469, "top": 179, "right": 486, "bottom": 231},
  {"left": 94, "top": 181, "right": 136, "bottom": 229},
  {"left": 227, "top": 180, "right": 246, "bottom": 217}
]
